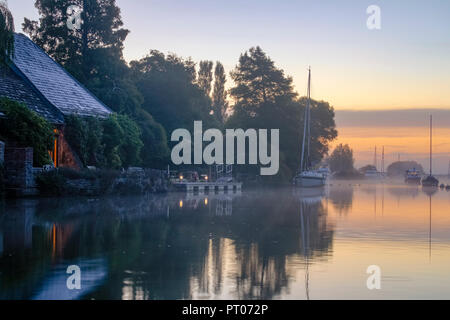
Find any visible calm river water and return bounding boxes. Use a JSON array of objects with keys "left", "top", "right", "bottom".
[{"left": 1, "top": 181, "right": 450, "bottom": 300}]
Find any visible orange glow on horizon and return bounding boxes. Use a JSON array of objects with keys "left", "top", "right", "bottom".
[{"left": 331, "top": 126, "right": 450, "bottom": 171}]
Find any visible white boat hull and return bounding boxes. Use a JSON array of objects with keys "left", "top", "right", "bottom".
[{"left": 294, "top": 175, "right": 326, "bottom": 187}]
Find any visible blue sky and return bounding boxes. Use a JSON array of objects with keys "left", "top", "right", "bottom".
[
  {"left": 6, "top": 0, "right": 450, "bottom": 171},
  {"left": 9, "top": 0, "right": 450, "bottom": 110}
]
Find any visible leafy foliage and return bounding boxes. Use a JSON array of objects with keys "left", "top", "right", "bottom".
[
  {"left": 0, "top": 97, "right": 54, "bottom": 166},
  {"left": 328, "top": 144, "right": 355, "bottom": 174},
  {"left": 387, "top": 161, "right": 424, "bottom": 177},
  {"left": 111, "top": 114, "right": 143, "bottom": 168},
  {"left": 197, "top": 60, "right": 213, "bottom": 96},
  {"left": 212, "top": 61, "right": 228, "bottom": 123},
  {"left": 65, "top": 114, "right": 144, "bottom": 169},
  {"left": 24, "top": 0, "right": 170, "bottom": 168},
  {"left": 131, "top": 50, "right": 220, "bottom": 136},
  {"left": 35, "top": 169, "right": 68, "bottom": 196},
  {"left": 230, "top": 46, "right": 296, "bottom": 107},
  {"left": 36, "top": 167, "right": 120, "bottom": 196},
  {"left": 64, "top": 115, "right": 105, "bottom": 166},
  {"left": 0, "top": 2, "right": 14, "bottom": 67},
  {"left": 22, "top": 2, "right": 337, "bottom": 181},
  {"left": 135, "top": 110, "right": 170, "bottom": 169},
  {"left": 0, "top": 162, "right": 5, "bottom": 195},
  {"left": 23, "top": 0, "right": 129, "bottom": 84},
  {"left": 227, "top": 47, "right": 337, "bottom": 182}
]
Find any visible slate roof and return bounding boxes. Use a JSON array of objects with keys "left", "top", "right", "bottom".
[
  {"left": 0, "top": 66, "right": 65, "bottom": 124},
  {"left": 10, "top": 33, "right": 112, "bottom": 119}
]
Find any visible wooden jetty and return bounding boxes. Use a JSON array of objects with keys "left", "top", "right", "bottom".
[{"left": 173, "top": 181, "right": 242, "bottom": 193}]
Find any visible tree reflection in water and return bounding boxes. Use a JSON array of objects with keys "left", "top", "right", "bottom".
[
  {"left": 0, "top": 189, "right": 334, "bottom": 300},
  {"left": 329, "top": 184, "right": 354, "bottom": 215}
]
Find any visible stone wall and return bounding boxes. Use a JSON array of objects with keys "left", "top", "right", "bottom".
[
  {"left": 4, "top": 147, "right": 34, "bottom": 190},
  {"left": 0, "top": 141, "right": 4, "bottom": 165},
  {"left": 47, "top": 168, "right": 169, "bottom": 197},
  {"left": 110, "top": 169, "right": 169, "bottom": 194}
]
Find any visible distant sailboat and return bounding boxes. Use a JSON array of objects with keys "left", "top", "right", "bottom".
[
  {"left": 293, "top": 67, "right": 326, "bottom": 188},
  {"left": 422, "top": 115, "right": 439, "bottom": 187}
]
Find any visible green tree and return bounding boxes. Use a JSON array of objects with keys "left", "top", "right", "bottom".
[
  {"left": 64, "top": 115, "right": 89, "bottom": 165},
  {"left": 136, "top": 110, "right": 170, "bottom": 169},
  {"left": 65, "top": 114, "right": 145, "bottom": 169},
  {"left": 230, "top": 46, "right": 296, "bottom": 107},
  {"left": 131, "top": 50, "right": 219, "bottom": 137},
  {"left": 197, "top": 60, "right": 213, "bottom": 97},
  {"left": 23, "top": 0, "right": 129, "bottom": 84},
  {"left": 65, "top": 115, "right": 105, "bottom": 166},
  {"left": 115, "top": 114, "right": 143, "bottom": 168},
  {"left": 0, "top": 98, "right": 54, "bottom": 166},
  {"left": 0, "top": 1, "right": 14, "bottom": 67},
  {"left": 328, "top": 144, "right": 355, "bottom": 174},
  {"left": 212, "top": 61, "right": 228, "bottom": 123},
  {"left": 228, "top": 47, "right": 337, "bottom": 182},
  {"left": 387, "top": 161, "right": 424, "bottom": 177},
  {"left": 23, "top": 0, "right": 170, "bottom": 169},
  {"left": 101, "top": 115, "right": 124, "bottom": 169}
]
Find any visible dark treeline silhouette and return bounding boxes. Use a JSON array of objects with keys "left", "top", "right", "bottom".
[{"left": 14, "top": 0, "right": 337, "bottom": 181}]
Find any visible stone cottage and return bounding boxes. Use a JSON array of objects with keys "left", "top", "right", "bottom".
[{"left": 0, "top": 33, "right": 112, "bottom": 169}]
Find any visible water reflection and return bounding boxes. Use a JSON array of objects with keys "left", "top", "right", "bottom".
[
  {"left": 1, "top": 183, "right": 450, "bottom": 300},
  {"left": 329, "top": 185, "right": 353, "bottom": 215},
  {"left": 0, "top": 189, "right": 334, "bottom": 300}
]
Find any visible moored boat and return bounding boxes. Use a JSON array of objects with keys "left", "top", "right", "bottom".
[
  {"left": 422, "top": 175, "right": 439, "bottom": 187},
  {"left": 293, "top": 67, "right": 326, "bottom": 188},
  {"left": 422, "top": 115, "right": 439, "bottom": 188},
  {"left": 294, "top": 170, "right": 326, "bottom": 187},
  {"left": 405, "top": 169, "right": 422, "bottom": 185}
]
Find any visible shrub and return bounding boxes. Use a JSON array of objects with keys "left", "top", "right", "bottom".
[
  {"left": 0, "top": 97, "right": 54, "bottom": 166},
  {"left": 35, "top": 168, "right": 120, "bottom": 196},
  {"left": 0, "top": 163, "right": 5, "bottom": 195},
  {"left": 65, "top": 114, "right": 145, "bottom": 169},
  {"left": 36, "top": 170, "right": 68, "bottom": 196},
  {"left": 65, "top": 115, "right": 105, "bottom": 167}
]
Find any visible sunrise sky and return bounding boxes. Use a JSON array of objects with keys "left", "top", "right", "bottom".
[{"left": 8, "top": 0, "right": 450, "bottom": 173}]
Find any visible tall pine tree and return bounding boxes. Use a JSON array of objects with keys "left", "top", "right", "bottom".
[
  {"left": 0, "top": 0, "right": 14, "bottom": 67},
  {"left": 197, "top": 60, "right": 213, "bottom": 97},
  {"left": 227, "top": 46, "right": 337, "bottom": 181},
  {"left": 23, "top": 0, "right": 170, "bottom": 169},
  {"left": 212, "top": 61, "right": 228, "bottom": 123},
  {"left": 230, "top": 46, "right": 296, "bottom": 107},
  {"left": 23, "top": 0, "right": 129, "bottom": 84}
]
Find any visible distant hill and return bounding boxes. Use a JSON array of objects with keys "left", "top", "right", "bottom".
[{"left": 387, "top": 161, "right": 424, "bottom": 177}]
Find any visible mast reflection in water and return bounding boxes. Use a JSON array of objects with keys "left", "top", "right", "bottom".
[{"left": 1, "top": 182, "right": 450, "bottom": 300}]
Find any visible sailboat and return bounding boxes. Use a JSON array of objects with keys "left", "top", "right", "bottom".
[
  {"left": 293, "top": 68, "right": 326, "bottom": 187},
  {"left": 422, "top": 115, "right": 439, "bottom": 187}
]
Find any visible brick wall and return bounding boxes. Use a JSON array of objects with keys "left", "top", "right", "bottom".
[{"left": 4, "top": 147, "right": 34, "bottom": 189}]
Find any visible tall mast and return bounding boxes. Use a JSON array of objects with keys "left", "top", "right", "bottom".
[
  {"left": 430, "top": 115, "right": 433, "bottom": 176},
  {"left": 307, "top": 67, "right": 311, "bottom": 168},
  {"left": 374, "top": 146, "right": 377, "bottom": 170},
  {"left": 300, "top": 67, "right": 311, "bottom": 172},
  {"left": 448, "top": 160, "right": 450, "bottom": 178}
]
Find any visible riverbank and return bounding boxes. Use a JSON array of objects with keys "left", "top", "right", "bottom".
[{"left": 4, "top": 167, "right": 169, "bottom": 198}]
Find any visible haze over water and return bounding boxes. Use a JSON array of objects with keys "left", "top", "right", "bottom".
[{"left": 1, "top": 182, "right": 450, "bottom": 300}]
